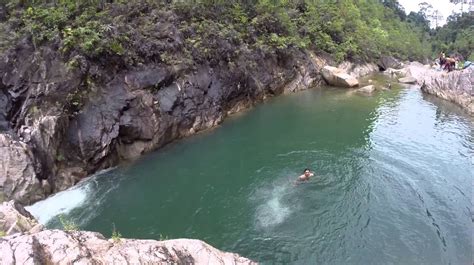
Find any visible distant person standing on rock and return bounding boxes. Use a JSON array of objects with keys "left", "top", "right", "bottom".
[{"left": 439, "top": 52, "right": 446, "bottom": 70}]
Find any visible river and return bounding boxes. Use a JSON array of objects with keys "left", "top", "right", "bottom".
[{"left": 27, "top": 77, "right": 473, "bottom": 264}]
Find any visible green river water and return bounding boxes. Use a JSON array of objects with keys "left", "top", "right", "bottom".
[{"left": 28, "top": 77, "right": 473, "bottom": 264}]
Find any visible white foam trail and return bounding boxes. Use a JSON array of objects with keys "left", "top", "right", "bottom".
[
  {"left": 26, "top": 182, "right": 90, "bottom": 224},
  {"left": 255, "top": 184, "right": 293, "bottom": 230},
  {"left": 25, "top": 168, "right": 116, "bottom": 225}
]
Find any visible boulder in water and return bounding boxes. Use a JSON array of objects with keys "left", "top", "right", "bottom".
[
  {"left": 356, "top": 85, "right": 376, "bottom": 95},
  {"left": 398, "top": 77, "right": 417, "bottom": 84},
  {"left": 321, "top": 66, "right": 359, "bottom": 87}
]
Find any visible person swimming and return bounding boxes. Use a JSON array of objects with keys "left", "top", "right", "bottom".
[{"left": 297, "top": 168, "right": 314, "bottom": 182}]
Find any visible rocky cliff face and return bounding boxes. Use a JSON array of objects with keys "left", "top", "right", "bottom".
[
  {"left": 0, "top": 38, "right": 331, "bottom": 205},
  {"left": 0, "top": 201, "right": 256, "bottom": 264},
  {"left": 405, "top": 62, "right": 473, "bottom": 114},
  {"left": 0, "top": 3, "right": 381, "bottom": 205}
]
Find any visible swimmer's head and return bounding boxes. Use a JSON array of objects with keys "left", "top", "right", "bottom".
[{"left": 303, "top": 168, "right": 311, "bottom": 176}]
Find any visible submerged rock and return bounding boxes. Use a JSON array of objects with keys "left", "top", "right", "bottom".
[
  {"left": 0, "top": 201, "right": 256, "bottom": 264},
  {"left": 356, "top": 85, "right": 376, "bottom": 95},
  {"left": 398, "top": 76, "right": 417, "bottom": 84},
  {"left": 321, "top": 66, "right": 359, "bottom": 87}
]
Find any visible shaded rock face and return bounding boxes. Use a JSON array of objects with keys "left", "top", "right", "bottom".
[
  {"left": 321, "top": 66, "right": 359, "bottom": 87},
  {"left": 0, "top": 30, "right": 328, "bottom": 204},
  {"left": 0, "top": 201, "right": 256, "bottom": 264},
  {"left": 406, "top": 62, "right": 473, "bottom": 114},
  {"left": 378, "top": 56, "right": 402, "bottom": 71}
]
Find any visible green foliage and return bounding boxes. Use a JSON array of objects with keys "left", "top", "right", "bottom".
[
  {"left": 0, "top": 230, "right": 5, "bottom": 237},
  {"left": 431, "top": 13, "right": 473, "bottom": 59},
  {"left": 4, "top": 0, "right": 454, "bottom": 65},
  {"left": 22, "top": 5, "right": 69, "bottom": 45},
  {"left": 159, "top": 234, "right": 169, "bottom": 241},
  {"left": 58, "top": 214, "right": 78, "bottom": 231},
  {"left": 111, "top": 223, "right": 122, "bottom": 243}
]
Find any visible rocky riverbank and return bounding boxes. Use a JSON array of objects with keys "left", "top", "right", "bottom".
[
  {"left": 391, "top": 62, "right": 473, "bottom": 114},
  {"left": 0, "top": 201, "right": 256, "bottom": 264}
]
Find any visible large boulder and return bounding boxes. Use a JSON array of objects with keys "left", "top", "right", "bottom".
[
  {"left": 321, "top": 66, "right": 359, "bottom": 87},
  {"left": 378, "top": 56, "right": 402, "bottom": 71},
  {"left": 338, "top": 61, "right": 379, "bottom": 78},
  {"left": 0, "top": 134, "right": 47, "bottom": 204}
]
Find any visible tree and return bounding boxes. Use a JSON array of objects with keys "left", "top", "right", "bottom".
[
  {"left": 430, "top": 10, "right": 444, "bottom": 28},
  {"left": 449, "top": 0, "right": 471, "bottom": 13}
]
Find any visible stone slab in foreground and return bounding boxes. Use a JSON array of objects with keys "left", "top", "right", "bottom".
[
  {"left": 0, "top": 201, "right": 256, "bottom": 264},
  {"left": 0, "top": 230, "right": 256, "bottom": 264}
]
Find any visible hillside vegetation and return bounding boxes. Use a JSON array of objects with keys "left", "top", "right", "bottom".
[{"left": 0, "top": 0, "right": 443, "bottom": 64}]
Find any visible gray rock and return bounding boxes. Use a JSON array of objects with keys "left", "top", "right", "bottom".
[
  {"left": 321, "top": 66, "right": 359, "bottom": 87},
  {"left": 398, "top": 77, "right": 417, "bottom": 84},
  {"left": 378, "top": 56, "right": 402, "bottom": 71},
  {"left": 338, "top": 61, "right": 379, "bottom": 78}
]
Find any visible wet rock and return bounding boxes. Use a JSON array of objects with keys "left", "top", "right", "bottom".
[
  {"left": 0, "top": 201, "right": 42, "bottom": 236},
  {"left": 321, "top": 66, "right": 359, "bottom": 87},
  {"left": 0, "top": 134, "right": 46, "bottom": 205},
  {"left": 398, "top": 77, "right": 417, "bottom": 84},
  {"left": 378, "top": 56, "right": 402, "bottom": 71}
]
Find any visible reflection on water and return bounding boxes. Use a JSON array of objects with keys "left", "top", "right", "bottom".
[{"left": 28, "top": 84, "right": 473, "bottom": 264}]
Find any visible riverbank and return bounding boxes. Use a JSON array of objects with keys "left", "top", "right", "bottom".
[{"left": 0, "top": 201, "right": 256, "bottom": 264}]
